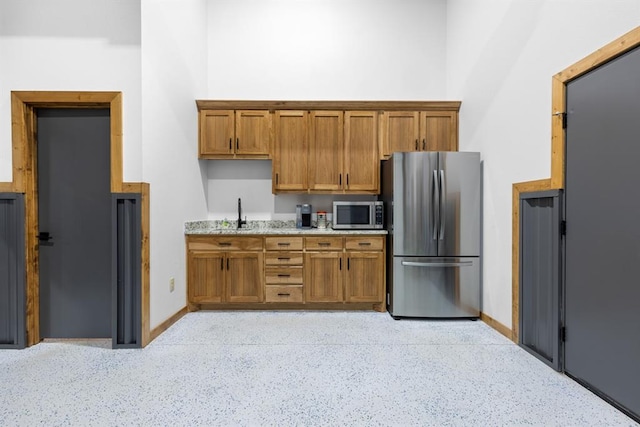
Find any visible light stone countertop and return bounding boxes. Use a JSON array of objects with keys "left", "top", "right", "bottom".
[{"left": 185, "top": 220, "right": 387, "bottom": 235}]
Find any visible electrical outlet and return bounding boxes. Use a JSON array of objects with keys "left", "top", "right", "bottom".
[{"left": 169, "top": 277, "right": 175, "bottom": 292}]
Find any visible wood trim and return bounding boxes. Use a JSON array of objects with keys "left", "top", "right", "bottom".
[
  {"left": 110, "top": 93, "right": 124, "bottom": 192},
  {"left": 554, "top": 26, "right": 640, "bottom": 83},
  {"left": 480, "top": 312, "right": 513, "bottom": 341},
  {"left": 0, "top": 182, "right": 14, "bottom": 192},
  {"left": 512, "top": 179, "right": 551, "bottom": 343},
  {"left": 197, "top": 100, "right": 461, "bottom": 112},
  {"left": 550, "top": 76, "right": 566, "bottom": 189},
  {"left": 149, "top": 306, "right": 188, "bottom": 343},
  {"left": 9, "top": 91, "right": 151, "bottom": 347}
]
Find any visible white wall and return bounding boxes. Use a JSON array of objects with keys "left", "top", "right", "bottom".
[
  {"left": 0, "top": 0, "right": 143, "bottom": 182},
  {"left": 446, "top": 0, "right": 640, "bottom": 327},
  {"left": 207, "top": 0, "right": 447, "bottom": 100},
  {"left": 141, "top": 0, "right": 208, "bottom": 327}
]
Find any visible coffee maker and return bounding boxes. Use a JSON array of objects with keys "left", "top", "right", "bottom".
[{"left": 301, "top": 204, "right": 312, "bottom": 229}]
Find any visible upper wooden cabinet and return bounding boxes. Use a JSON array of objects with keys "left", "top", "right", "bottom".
[
  {"left": 199, "top": 109, "right": 271, "bottom": 159},
  {"left": 274, "top": 110, "right": 379, "bottom": 194},
  {"left": 344, "top": 111, "right": 379, "bottom": 192},
  {"left": 196, "top": 100, "right": 460, "bottom": 192},
  {"left": 273, "top": 110, "right": 308, "bottom": 192},
  {"left": 308, "top": 111, "right": 344, "bottom": 191},
  {"left": 381, "top": 110, "right": 458, "bottom": 157}
]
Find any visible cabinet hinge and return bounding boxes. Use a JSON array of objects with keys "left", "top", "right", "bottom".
[
  {"left": 560, "top": 220, "right": 566, "bottom": 237},
  {"left": 560, "top": 326, "right": 566, "bottom": 342}
]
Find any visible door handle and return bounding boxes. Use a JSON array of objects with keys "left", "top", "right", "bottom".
[
  {"left": 432, "top": 170, "right": 439, "bottom": 240},
  {"left": 439, "top": 169, "right": 446, "bottom": 240},
  {"left": 38, "top": 232, "right": 52, "bottom": 241}
]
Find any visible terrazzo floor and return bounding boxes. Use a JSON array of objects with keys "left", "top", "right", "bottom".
[{"left": 0, "top": 311, "right": 637, "bottom": 426}]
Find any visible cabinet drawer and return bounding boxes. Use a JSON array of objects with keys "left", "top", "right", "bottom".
[
  {"left": 188, "top": 236, "right": 263, "bottom": 251},
  {"left": 265, "top": 236, "right": 303, "bottom": 251},
  {"left": 345, "top": 236, "right": 384, "bottom": 251},
  {"left": 265, "top": 252, "right": 304, "bottom": 266},
  {"left": 305, "top": 237, "right": 343, "bottom": 251},
  {"left": 265, "top": 285, "right": 303, "bottom": 303},
  {"left": 265, "top": 267, "right": 303, "bottom": 284}
]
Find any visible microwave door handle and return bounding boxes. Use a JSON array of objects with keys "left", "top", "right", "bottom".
[
  {"left": 432, "top": 169, "right": 439, "bottom": 240},
  {"left": 439, "top": 169, "right": 446, "bottom": 240}
]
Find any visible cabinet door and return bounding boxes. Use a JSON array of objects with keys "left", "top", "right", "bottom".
[
  {"left": 235, "top": 110, "right": 271, "bottom": 156},
  {"left": 273, "top": 110, "right": 308, "bottom": 192},
  {"left": 420, "top": 111, "right": 458, "bottom": 151},
  {"left": 304, "top": 252, "right": 343, "bottom": 302},
  {"left": 199, "top": 110, "right": 234, "bottom": 157},
  {"left": 381, "top": 111, "right": 419, "bottom": 157},
  {"left": 188, "top": 251, "right": 225, "bottom": 303},
  {"left": 227, "top": 251, "right": 264, "bottom": 303},
  {"left": 344, "top": 111, "right": 379, "bottom": 192},
  {"left": 308, "top": 111, "right": 344, "bottom": 191},
  {"left": 345, "top": 251, "right": 384, "bottom": 303}
]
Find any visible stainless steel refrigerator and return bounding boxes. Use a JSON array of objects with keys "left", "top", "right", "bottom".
[{"left": 381, "top": 152, "right": 481, "bottom": 318}]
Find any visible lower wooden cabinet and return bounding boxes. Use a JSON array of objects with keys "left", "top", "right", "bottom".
[
  {"left": 187, "top": 236, "right": 264, "bottom": 305},
  {"left": 345, "top": 251, "right": 384, "bottom": 302},
  {"left": 186, "top": 234, "right": 385, "bottom": 310},
  {"left": 304, "top": 251, "right": 344, "bottom": 302}
]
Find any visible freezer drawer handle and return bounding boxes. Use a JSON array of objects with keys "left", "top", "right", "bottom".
[{"left": 401, "top": 261, "right": 473, "bottom": 268}]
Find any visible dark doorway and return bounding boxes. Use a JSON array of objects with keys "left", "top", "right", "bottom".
[
  {"left": 37, "top": 109, "right": 112, "bottom": 338},
  {"left": 564, "top": 46, "right": 640, "bottom": 421}
]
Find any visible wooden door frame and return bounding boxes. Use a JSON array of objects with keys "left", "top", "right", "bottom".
[
  {"left": 3, "top": 91, "right": 150, "bottom": 347},
  {"left": 511, "top": 26, "right": 640, "bottom": 342}
]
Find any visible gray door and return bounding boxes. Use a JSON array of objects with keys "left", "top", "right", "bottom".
[
  {"left": 38, "top": 109, "right": 112, "bottom": 339},
  {"left": 438, "top": 152, "right": 480, "bottom": 257},
  {"left": 565, "top": 46, "right": 640, "bottom": 420},
  {"left": 392, "top": 152, "right": 438, "bottom": 256}
]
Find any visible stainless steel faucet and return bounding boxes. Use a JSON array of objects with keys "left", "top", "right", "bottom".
[{"left": 237, "top": 198, "right": 247, "bottom": 229}]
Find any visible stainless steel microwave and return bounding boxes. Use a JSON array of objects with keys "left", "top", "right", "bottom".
[{"left": 332, "top": 201, "right": 383, "bottom": 229}]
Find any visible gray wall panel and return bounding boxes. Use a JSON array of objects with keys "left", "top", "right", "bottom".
[
  {"left": 112, "top": 194, "right": 141, "bottom": 349},
  {"left": 519, "top": 190, "right": 563, "bottom": 371},
  {"left": 0, "top": 194, "right": 26, "bottom": 349}
]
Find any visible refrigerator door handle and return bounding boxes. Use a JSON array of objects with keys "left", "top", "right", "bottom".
[
  {"left": 439, "top": 169, "right": 446, "bottom": 240},
  {"left": 432, "top": 169, "right": 439, "bottom": 240},
  {"left": 401, "top": 261, "right": 474, "bottom": 268}
]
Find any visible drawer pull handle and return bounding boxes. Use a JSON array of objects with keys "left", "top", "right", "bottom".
[
  {"left": 358, "top": 242, "right": 372, "bottom": 246},
  {"left": 277, "top": 274, "right": 291, "bottom": 277},
  {"left": 277, "top": 257, "right": 291, "bottom": 261},
  {"left": 218, "top": 242, "right": 232, "bottom": 246},
  {"left": 277, "top": 242, "right": 291, "bottom": 246},
  {"left": 277, "top": 293, "right": 291, "bottom": 296},
  {"left": 318, "top": 242, "right": 331, "bottom": 246}
]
